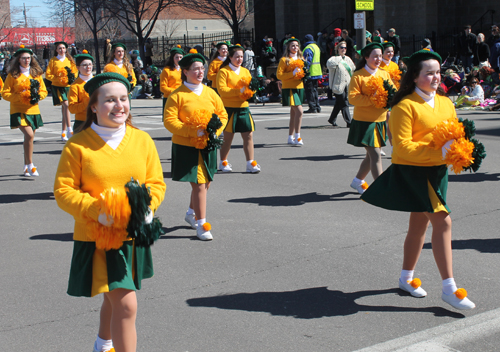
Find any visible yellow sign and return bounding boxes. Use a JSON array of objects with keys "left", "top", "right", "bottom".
[{"left": 356, "top": 0, "right": 374, "bottom": 11}]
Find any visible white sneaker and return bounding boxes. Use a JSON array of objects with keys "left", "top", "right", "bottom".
[
  {"left": 68, "top": 129, "right": 74, "bottom": 138},
  {"left": 61, "top": 132, "right": 68, "bottom": 142},
  {"left": 380, "top": 149, "right": 386, "bottom": 156},
  {"left": 219, "top": 160, "right": 232, "bottom": 172},
  {"left": 29, "top": 165, "right": 39, "bottom": 176},
  {"left": 184, "top": 213, "right": 197, "bottom": 229},
  {"left": 442, "top": 289, "right": 476, "bottom": 310},
  {"left": 398, "top": 278, "right": 427, "bottom": 298},
  {"left": 293, "top": 137, "right": 304, "bottom": 146},
  {"left": 287, "top": 136, "right": 295, "bottom": 145},
  {"left": 246, "top": 160, "right": 261, "bottom": 173},
  {"left": 196, "top": 223, "right": 213, "bottom": 241},
  {"left": 23, "top": 166, "right": 30, "bottom": 177},
  {"left": 350, "top": 179, "right": 368, "bottom": 194}
]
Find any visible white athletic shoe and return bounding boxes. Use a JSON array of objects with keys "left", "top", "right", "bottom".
[
  {"left": 61, "top": 132, "right": 68, "bottom": 142},
  {"left": 293, "top": 137, "right": 304, "bottom": 146},
  {"left": 287, "top": 136, "right": 295, "bottom": 145},
  {"left": 219, "top": 160, "right": 232, "bottom": 172},
  {"left": 246, "top": 160, "right": 261, "bottom": 173},
  {"left": 184, "top": 213, "right": 197, "bottom": 229},
  {"left": 196, "top": 223, "right": 213, "bottom": 241},
  {"left": 398, "top": 278, "right": 427, "bottom": 298},
  {"left": 442, "top": 289, "right": 476, "bottom": 310},
  {"left": 350, "top": 179, "right": 368, "bottom": 194}
]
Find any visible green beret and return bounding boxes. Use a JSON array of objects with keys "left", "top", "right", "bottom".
[
  {"left": 382, "top": 41, "right": 395, "bottom": 50},
  {"left": 14, "top": 46, "right": 33, "bottom": 57},
  {"left": 229, "top": 44, "right": 244, "bottom": 51},
  {"left": 170, "top": 46, "right": 185, "bottom": 56},
  {"left": 84, "top": 72, "right": 131, "bottom": 96},
  {"left": 284, "top": 37, "right": 300, "bottom": 46},
  {"left": 112, "top": 42, "right": 127, "bottom": 51},
  {"left": 54, "top": 41, "right": 68, "bottom": 48},
  {"left": 405, "top": 49, "right": 442, "bottom": 68},
  {"left": 216, "top": 41, "right": 230, "bottom": 49},
  {"left": 372, "top": 36, "right": 383, "bottom": 43},
  {"left": 360, "top": 42, "right": 384, "bottom": 57},
  {"left": 74, "top": 53, "right": 94, "bottom": 65},
  {"left": 178, "top": 52, "right": 206, "bottom": 67}
]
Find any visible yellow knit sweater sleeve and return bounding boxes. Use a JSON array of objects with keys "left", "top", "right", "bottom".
[
  {"left": 68, "top": 78, "right": 89, "bottom": 121},
  {"left": 207, "top": 59, "right": 223, "bottom": 83},
  {"left": 2, "top": 74, "right": 20, "bottom": 104},
  {"left": 163, "top": 86, "right": 200, "bottom": 139},
  {"left": 390, "top": 93, "right": 453, "bottom": 166},
  {"left": 3, "top": 74, "right": 47, "bottom": 114}
]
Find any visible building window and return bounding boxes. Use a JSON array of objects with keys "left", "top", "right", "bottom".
[
  {"left": 203, "top": 26, "right": 206, "bottom": 30},
  {"left": 194, "top": 26, "right": 198, "bottom": 30}
]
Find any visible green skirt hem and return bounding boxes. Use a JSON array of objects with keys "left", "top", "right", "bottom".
[
  {"left": 225, "top": 107, "right": 255, "bottom": 133},
  {"left": 347, "top": 120, "right": 386, "bottom": 147},
  {"left": 51, "top": 86, "right": 70, "bottom": 106},
  {"left": 10, "top": 113, "right": 43, "bottom": 130},
  {"left": 282, "top": 88, "right": 304, "bottom": 106},
  {"left": 171, "top": 143, "right": 217, "bottom": 183}
]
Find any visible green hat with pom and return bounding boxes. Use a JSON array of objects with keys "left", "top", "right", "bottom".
[{"left": 84, "top": 72, "right": 131, "bottom": 96}]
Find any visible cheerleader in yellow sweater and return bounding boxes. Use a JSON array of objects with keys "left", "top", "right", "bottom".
[
  {"left": 277, "top": 37, "right": 305, "bottom": 146},
  {"left": 160, "top": 45, "right": 184, "bottom": 120},
  {"left": 45, "top": 41, "right": 78, "bottom": 141},
  {"left": 347, "top": 42, "right": 394, "bottom": 194},
  {"left": 54, "top": 72, "right": 166, "bottom": 352},
  {"left": 361, "top": 50, "right": 475, "bottom": 310},
  {"left": 103, "top": 43, "right": 137, "bottom": 91},
  {"left": 68, "top": 51, "right": 94, "bottom": 132},
  {"left": 207, "top": 41, "right": 228, "bottom": 93},
  {"left": 216, "top": 44, "right": 260, "bottom": 173},
  {"left": 164, "top": 51, "right": 228, "bottom": 241},
  {"left": 2, "top": 46, "right": 48, "bottom": 177}
]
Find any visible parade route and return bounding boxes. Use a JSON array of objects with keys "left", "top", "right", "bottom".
[{"left": 1, "top": 97, "right": 499, "bottom": 352}]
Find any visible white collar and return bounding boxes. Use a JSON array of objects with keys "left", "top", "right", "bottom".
[
  {"left": 113, "top": 58, "right": 123, "bottom": 68},
  {"left": 228, "top": 62, "right": 241, "bottom": 74},
  {"left": 184, "top": 81, "right": 203, "bottom": 96},
  {"left": 79, "top": 73, "right": 93, "bottom": 82},
  {"left": 175, "top": 65, "right": 180, "bottom": 71},
  {"left": 57, "top": 54, "right": 66, "bottom": 62},
  {"left": 415, "top": 87, "right": 436, "bottom": 107},
  {"left": 364, "top": 65, "right": 378, "bottom": 75},
  {"left": 20, "top": 65, "right": 30, "bottom": 77},
  {"left": 382, "top": 58, "right": 391, "bottom": 66},
  {"left": 289, "top": 53, "right": 298, "bottom": 60},
  {"left": 218, "top": 56, "right": 226, "bottom": 62},
  {"left": 90, "top": 122, "right": 126, "bottom": 150}
]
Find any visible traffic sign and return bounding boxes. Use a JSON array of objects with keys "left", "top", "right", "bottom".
[
  {"left": 356, "top": 0, "right": 374, "bottom": 11},
  {"left": 354, "top": 12, "right": 365, "bottom": 29}
]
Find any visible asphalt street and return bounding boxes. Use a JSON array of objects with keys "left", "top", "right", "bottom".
[{"left": 0, "top": 97, "right": 499, "bottom": 352}]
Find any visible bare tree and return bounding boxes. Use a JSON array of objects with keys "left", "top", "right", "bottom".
[
  {"left": 101, "top": 17, "right": 122, "bottom": 42},
  {"left": 46, "top": 0, "right": 75, "bottom": 42},
  {"left": 178, "top": 0, "right": 254, "bottom": 43},
  {"left": 109, "top": 0, "right": 177, "bottom": 62},
  {"left": 154, "top": 12, "right": 182, "bottom": 40}
]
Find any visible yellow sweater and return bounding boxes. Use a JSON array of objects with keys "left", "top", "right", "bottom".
[
  {"left": 207, "top": 58, "right": 224, "bottom": 89},
  {"left": 390, "top": 92, "right": 456, "bottom": 166},
  {"left": 216, "top": 65, "right": 252, "bottom": 108},
  {"left": 54, "top": 126, "right": 166, "bottom": 242},
  {"left": 348, "top": 68, "right": 393, "bottom": 122},
  {"left": 277, "top": 57, "right": 304, "bottom": 89},
  {"left": 380, "top": 60, "right": 399, "bottom": 71},
  {"left": 2, "top": 74, "right": 48, "bottom": 114},
  {"left": 160, "top": 67, "right": 182, "bottom": 98},
  {"left": 103, "top": 62, "right": 137, "bottom": 87},
  {"left": 164, "top": 84, "right": 228, "bottom": 147},
  {"left": 0, "top": 76, "right": 3, "bottom": 95},
  {"left": 45, "top": 57, "right": 78, "bottom": 87},
  {"left": 68, "top": 77, "right": 89, "bottom": 122}
]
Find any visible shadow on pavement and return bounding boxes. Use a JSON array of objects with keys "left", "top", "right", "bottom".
[
  {"left": 30, "top": 233, "right": 73, "bottom": 241},
  {"left": 423, "top": 238, "right": 500, "bottom": 253},
  {"left": 280, "top": 154, "right": 364, "bottom": 161},
  {"left": 0, "top": 192, "right": 54, "bottom": 203},
  {"left": 475, "top": 127, "right": 500, "bottom": 137},
  {"left": 152, "top": 136, "right": 171, "bottom": 141},
  {"left": 448, "top": 172, "right": 500, "bottom": 182},
  {"left": 34, "top": 150, "right": 62, "bottom": 155},
  {"left": 228, "top": 191, "right": 359, "bottom": 206},
  {"left": 187, "top": 286, "right": 464, "bottom": 319}
]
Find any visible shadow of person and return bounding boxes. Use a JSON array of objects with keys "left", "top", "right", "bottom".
[
  {"left": 423, "top": 238, "right": 500, "bottom": 254},
  {"left": 30, "top": 233, "right": 74, "bottom": 241},
  {"left": 0, "top": 192, "right": 54, "bottom": 204},
  {"left": 187, "top": 286, "right": 464, "bottom": 319},
  {"left": 228, "top": 192, "right": 359, "bottom": 207}
]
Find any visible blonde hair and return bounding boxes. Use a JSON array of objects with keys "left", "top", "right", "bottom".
[{"left": 283, "top": 41, "right": 304, "bottom": 64}]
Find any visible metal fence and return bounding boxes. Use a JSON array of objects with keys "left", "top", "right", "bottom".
[{"left": 399, "top": 31, "right": 461, "bottom": 62}]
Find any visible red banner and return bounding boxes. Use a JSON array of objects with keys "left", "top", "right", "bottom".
[{"left": 0, "top": 27, "right": 75, "bottom": 46}]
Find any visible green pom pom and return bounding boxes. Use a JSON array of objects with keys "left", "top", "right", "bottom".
[
  {"left": 249, "top": 77, "right": 260, "bottom": 91},
  {"left": 383, "top": 79, "right": 397, "bottom": 109},
  {"left": 65, "top": 66, "right": 76, "bottom": 85},
  {"left": 464, "top": 138, "right": 486, "bottom": 173},
  {"left": 125, "top": 178, "right": 164, "bottom": 247},
  {"left": 458, "top": 118, "right": 476, "bottom": 139},
  {"left": 29, "top": 79, "right": 41, "bottom": 105},
  {"left": 204, "top": 114, "right": 224, "bottom": 152}
]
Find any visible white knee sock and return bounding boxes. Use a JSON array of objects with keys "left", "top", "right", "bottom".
[
  {"left": 94, "top": 335, "right": 113, "bottom": 351},
  {"left": 295, "top": 132, "right": 301, "bottom": 140},
  {"left": 442, "top": 278, "right": 458, "bottom": 295},
  {"left": 400, "top": 269, "right": 414, "bottom": 283},
  {"left": 196, "top": 218, "right": 206, "bottom": 227},
  {"left": 186, "top": 207, "right": 195, "bottom": 216}
]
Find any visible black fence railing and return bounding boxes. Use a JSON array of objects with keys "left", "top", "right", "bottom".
[{"left": 399, "top": 31, "right": 461, "bottom": 62}]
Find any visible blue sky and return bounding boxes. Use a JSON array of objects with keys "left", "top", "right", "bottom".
[{"left": 10, "top": 0, "right": 53, "bottom": 27}]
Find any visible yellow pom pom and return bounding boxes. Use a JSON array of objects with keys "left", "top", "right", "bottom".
[
  {"left": 455, "top": 288, "right": 468, "bottom": 300},
  {"left": 236, "top": 43, "right": 241, "bottom": 46},
  {"left": 410, "top": 278, "right": 421, "bottom": 288},
  {"left": 189, "top": 48, "right": 197, "bottom": 54},
  {"left": 20, "top": 44, "right": 25, "bottom": 48},
  {"left": 222, "top": 160, "right": 228, "bottom": 166},
  {"left": 176, "top": 44, "right": 181, "bottom": 48},
  {"left": 361, "top": 182, "right": 369, "bottom": 190},
  {"left": 202, "top": 222, "right": 211, "bottom": 231},
  {"left": 82, "top": 49, "right": 88, "bottom": 54},
  {"left": 251, "top": 160, "right": 258, "bottom": 167},
  {"left": 291, "top": 36, "right": 295, "bottom": 39}
]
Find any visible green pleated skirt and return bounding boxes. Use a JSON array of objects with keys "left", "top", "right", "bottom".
[
  {"left": 347, "top": 120, "right": 387, "bottom": 147},
  {"left": 225, "top": 107, "right": 255, "bottom": 133},
  {"left": 171, "top": 143, "right": 217, "bottom": 183},
  {"left": 67, "top": 240, "right": 153, "bottom": 297},
  {"left": 282, "top": 88, "right": 304, "bottom": 106},
  {"left": 51, "top": 86, "right": 70, "bottom": 106},
  {"left": 361, "top": 164, "right": 450, "bottom": 213},
  {"left": 10, "top": 113, "right": 43, "bottom": 130}
]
